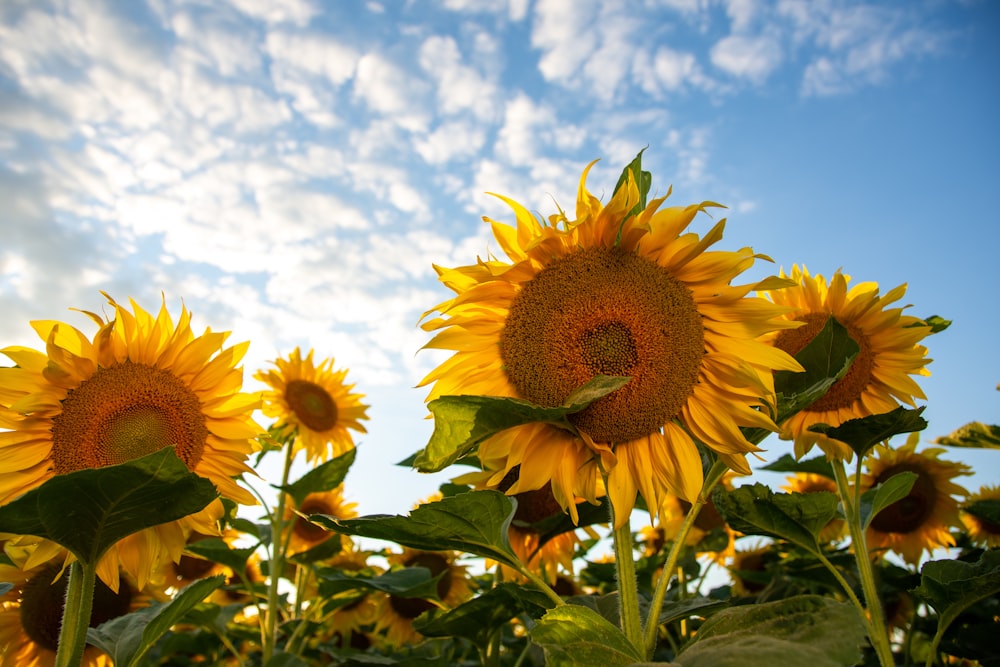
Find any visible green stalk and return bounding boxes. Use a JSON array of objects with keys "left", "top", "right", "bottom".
[
  {"left": 611, "top": 509, "right": 643, "bottom": 651},
  {"left": 54, "top": 560, "right": 97, "bottom": 667},
  {"left": 642, "top": 459, "right": 728, "bottom": 658},
  {"left": 833, "top": 459, "right": 895, "bottom": 667},
  {"left": 515, "top": 564, "right": 566, "bottom": 608},
  {"left": 262, "top": 442, "right": 295, "bottom": 661}
]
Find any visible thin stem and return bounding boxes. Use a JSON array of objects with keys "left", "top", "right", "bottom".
[
  {"left": 833, "top": 459, "right": 895, "bottom": 667},
  {"left": 262, "top": 443, "right": 296, "bottom": 662},
  {"left": 516, "top": 565, "right": 565, "bottom": 608},
  {"left": 642, "top": 459, "right": 728, "bottom": 657},
  {"left": 611, "top": 510, "right": 643, "bottom": 651},
  {"left": 54, "top": 560, "right": 97, "bottom": 667}
]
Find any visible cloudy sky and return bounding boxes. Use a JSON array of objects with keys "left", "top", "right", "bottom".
[{"left": 1, "top": 0, "right": 997, "bottom": 518}]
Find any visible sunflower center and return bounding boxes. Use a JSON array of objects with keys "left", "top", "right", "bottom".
[
  {"left": 869, "top": 464, "right": 938, "bottom": 534},
  {"left": 50, "top": 361, "right": 208, "bottom": 473},
  {"left": 773, "top": 312, "right": 875, "bottom": 412},
  {"left": 389, "top": 553, "right": 452, "bottom": 619},
  {"left": 20, "top": 564, "right": 133, "bottom": 652},
  {"left": 501, "top": 246, "right": 704, "bottom": 443},
  {"left": 285, "top": 379, "right": 338, "bottom": 432},
  {"left": 294, "top": 498, "right": 337, "bottom": 544}
]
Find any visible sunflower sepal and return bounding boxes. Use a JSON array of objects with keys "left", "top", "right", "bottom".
[
  {"left": 413, "top": 375, "right": 630, "bottom": 474},
  {"left": 859, "top": 470, "right": 918, "bottom": 531},
  {"left": 808, "top": 406, "right": 928, "bottom": 460},
  {"left": 85, "top": 575, "right": 225, "bottom": 667},
  {"left": 612, "top": 147, "right": 651, "bottom": 225}
]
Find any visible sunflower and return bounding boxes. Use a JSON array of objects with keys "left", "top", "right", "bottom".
[
  {"left": 960, "top": 485, "right": 1000, "bottom": 548},
  {"left": 654, "top": 473, "right": 742, "bottom": 564},
  {"left": 861, "top": 435, "right": 970, "bottom": 565},
  {"left": 282, "top": 487, "right": 358, "bottom": 556},
  {"left": 781, "top": 472, "right": 846, "bottom": 544},
  {"left": 374, "top": 547, "right": 472, "bottom": 647},
  {"left": 727, "top": 542, "right": 776, "bottom": 597},
  {"left": 760, "top": 265, "right": 933, "bottom": 460},
  {"left": 0, "top": 294, "right": 261, "bottom": 591},
  {"left": 255, "top": 348, "right": 369, "bottom": 463},
  {"left": 419, "top": 161, "right": 800, "bottom": 527},
  {"left": 0, "top": 556, "right": 153, "bottom": 667},
  {"left": 304, "top": 543, "right": 382, "bottom": 645}
]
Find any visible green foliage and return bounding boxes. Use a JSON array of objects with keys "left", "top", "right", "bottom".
[
  {"left": 809, "top": 406, "right": 928, "bottom": 459},
  {"left": 318, "top": 566, "right": 446, "bottom": 601},
  {"left": 913, "top": 549, "right": 1000, "bottom": 636},
  {"left": 184, "top": 537, "right": 257, "bottom": 574},
  {"left": 760, "top": 454, "right": 834, "bottom": 478},
  {"left": 858, "top": 470, "right": 917, "bottom": 530},
  {"left": 673, "top": 596, "right": 868, "bottom": 667},
  {"left": 279, "top": 448, "right": 356, "bottom": 506},
  {"left": 934, "top": 420, "right": 1000, "bottom": 449},
  {"left": 0, "top": 447, "right": 218, "bottom": 565},
  {"left": 412, "top": 374, "right": 629, "bottom": 473},
  {"left": 531, "top": 604, "right": 645, "bottom": 666}
]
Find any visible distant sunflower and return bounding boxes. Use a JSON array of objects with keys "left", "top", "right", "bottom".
[
  {"left": 861, "top": 436, "right": 970, "bottom": 565},
  {"left": 655, "top": 473, "right": 742, "bottom": 564},
  {"left": 256, "top": 348, "right": 369, "bottom": 463},
  {"left": 760, "top": 266, "right": 933, "bottom": 460},
  {"left": 782, "top": 473, "right": 846, "bottom": 544},
  {"left": 0, "top": 558, "right": 150, "bottom": 667},
  {"left": 282, "top": 487, "right": 358, "bottom": 556},
  {"left": 728, "top": 542, "right": 776, "bottom": 597},
  {"left": 960, "top": 485, "right": 1000, "bottom": 548},
  {"left": 420, "top": 161, "right": 800, "bottom": 526},
  {"left": 0, "top": 294, "right": 261, "bottom": 591},
  {"left": 374, "top": 548, "right": 472, "bottom": 647}
]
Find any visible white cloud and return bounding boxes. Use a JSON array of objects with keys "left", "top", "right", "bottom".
[
  {"left": 494, "top": 93, "right": 557, "bottom": 165},
  {"left": 418, "top": 35, "right": 499, "bottom": 121},
  {"left": 352, "top": 52, "right": 432, "bottom": 132},
  {"left": 415, "top": 120, "right": 487, "bottom": 164},
  {"left": 710, "top": 34, "right": 782, "bottom": 82},
  {"left": 440, "top": 0, "right": 530, "bottom": 22},
  {"left": 222, "top": 0, "right": 318, "bottom": 27},
  {"left": 532, "top": 0, "right": 600, "bottom": 83}
]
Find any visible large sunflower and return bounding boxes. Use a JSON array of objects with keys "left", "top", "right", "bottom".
[
  {"left": 255, "top": 347, "right": 369, "bottom": 463},
  {"left": 0, "top": 294, "right": 261, "bottom": 590},
  {"left": 760, "top": 265, "right": 933, "bottom": 460},
  {"left": 420, "top": 161, "right": 800, "bottom": 526},
  {"left": 860, "top": 436, "right": 970, "bottom": 566}
]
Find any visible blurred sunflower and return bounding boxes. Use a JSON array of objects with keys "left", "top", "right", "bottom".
[
  {"left": 0, "top": 294, "right": 260, "bottom": 591},
  {"left": 960, "top": 484, "right": 1000, "bottom": 548},
  {"left": 654, "top": 473, "right": 742, "bottom": 564},
  {"left": 166, "top": 525, "right": 245, "bottom": 591},
  {"left": 306, "top": 543, "right": 382, "bottom": 644},
  {"left": 420, "top": 161, "right": 800, "bottom": 527},
  {"left": 374, "top": 548, "right": 472, "bottom": 647},
  {"left": 861, "top": 436, "right": 970, "bottom": 565},
  {"left": 0, "top": 557, "right": 153, "bottom": 667},
  {"left": 760, "top": 266, "right": 933, "bottom": 460},
  {"left": 282, "top": 487, "right": 358, "bottom": 556},
  {"left": 782, "top": 472, "right": 846, "bottom": 544},
  {"left": 727, "top": 542, "right": 776, "bottom": 597},
  {"left": 256, "top": 348, "right": 369, "bottom": 463}
]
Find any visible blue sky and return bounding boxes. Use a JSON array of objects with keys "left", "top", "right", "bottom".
[{"left": 1, "top": 0, "right": 997, "bottom": 519}]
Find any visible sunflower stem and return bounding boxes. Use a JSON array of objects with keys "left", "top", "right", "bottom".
[
  {"left": 611, "top": 511, "right": 643, "bottom": 652},
  {"left": 262, "top": 442, "right": 295, "bottom": 661},
  {"left": 833, "top": 458, "right": 895, "bottom": 667},
  {"left": 642, "top": 459, "right": 728, "bottom": 658},
  {"left": 54, "top": 560, "right": 97, "bottom": 667}
]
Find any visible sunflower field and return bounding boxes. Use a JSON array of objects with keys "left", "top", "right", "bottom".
[{"left": 1, "top": 152, "right": 997, "bottom": 667}]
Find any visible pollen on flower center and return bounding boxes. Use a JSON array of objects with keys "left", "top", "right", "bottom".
[
  {"left": 774, "top": 312, "right": 875, "bottom": 412},
  {"left": 500, "top": 245, "right": 704, "bottom": 443},
  {"left": 50, "top": 361, "right": 208, "bottom": 474},
  {"left": 285, "top": 379, "right": 338, "bottom": 432}
]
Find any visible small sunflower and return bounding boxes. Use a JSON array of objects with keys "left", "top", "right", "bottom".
[
  {"left": 960, "top": 484, "right": 1000, "bottom": 548},
  {"left": 374, "top": 547, "right": 472, "bottom": 647},
  {"left": 0, "top": 558, "right": 151, "bottom": 667},
  {"left": 654, "top": 473, "right": 742, "bottom": 564},
  {"left": 861, "top": 436, "right": 970, "bottom": 565},
  {"left": 727, "top": 542, "right": 776, "bottom": 597},
  {"left": 781, "top": 473, "right": 846, "bottom": 544},
  {"left": 305, "top": 543, "right": 382, "bottom": 643},
  {"left": 420, "top": 161, "right": 800, "bottom": 527},
  {"left": 760, "top": 265, "right": 933, "bottom": 460},
  {"left": 0, "top": 294, "right": 261, "bottom": 591},
  {"left": 255, "top": 348, "right": 369, "bottom": 463},
  {"left": 282, "top": 487, "right": 358, "bottom": 556}
]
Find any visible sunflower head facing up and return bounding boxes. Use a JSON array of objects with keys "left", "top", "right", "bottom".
[
  {"left": 420, "top": 160, "right": 801, "bottom": 527},
  {"left": 0, "top": 294, "right": 261, "bottom": 590},
  {"left": 861, "top": 435, "right": 970, "bottom": 566},
  {"left": 760, "top": 265, "right": 934, "bottom": 460},
  {"left": 256, "top": 347, "right": 369, "bottom": 463}
]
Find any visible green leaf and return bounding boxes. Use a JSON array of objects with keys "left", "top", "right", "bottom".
[
  {"left": 613, "top": 147, "right": 652, "bottom": 220},
  {"left": 963, "top": 498, "right": 1000, "bottom": 524},
  {"left": 264, "top": 653, "right": 312, "bottom": 667},
  {"left": 414, "top": 582, "right": 554, "bottom": 649},
  {"left": 0, "top": 447, "right": 218, "bottom": 565},
  {"left": 318, "top": 566, "right": 445, "bottom": 600},
  {"left": 912, "top": 549, "right": 1000, "bottom": 636},
  {"left": 808, "top": 406, "right": 928, "bottom": 458},
  {"left": 531, "top": 604, "right": 644, "bottom": 667},
  {"left": 743, "top": 317, "right": 858, "bottom": 444},
  {"left": 859, "top": 470, "right": 917, "bottom": 530},
  {"left": 86, "top": 575, "right": 224, "bottom": 667},
  {"left": 309, "top": 490, "right": 521, "bottom": 568},
  {"left": 413, "top": 375, "right": 629, "bottom": 473},
  {"left": 183, "top": 538, "right": 255, "bottom": 574},
  {"left": 286, "top": 532, "right": 343, "bottom": 564},
  {"left": 522, "top": 497, "right": 608, "bottom": 552},
  {"left": 278, "top": 447, "right": 356, "bottom": 506},
  {"left": 674, "top": 595, "right": 868, "bottom": 667},
  {"left": 760, "top": 454, "right": 834, "bottom": 478},
  {"left": 921, "top": 314, "right": 951, "bottom": 333},
  {"left": 712, "top": 484, "right": 839, "bottom": 555},
  {"left": 933, "top": 421, "right": 1000, "bottom": 449}
]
